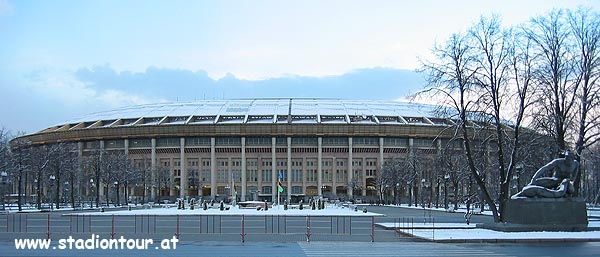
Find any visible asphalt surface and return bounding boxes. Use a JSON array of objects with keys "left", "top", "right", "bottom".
[{"left": 1, "top": 205, "right": 599, "bottom": 257}]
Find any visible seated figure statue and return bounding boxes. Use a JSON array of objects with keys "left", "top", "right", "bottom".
[{"left": 511, "top": 150, "right": 579, "bottom": 199}]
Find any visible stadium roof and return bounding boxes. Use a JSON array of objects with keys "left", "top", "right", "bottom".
[{"left": 39, "top": 99, "right": 455, "bottom": 133}]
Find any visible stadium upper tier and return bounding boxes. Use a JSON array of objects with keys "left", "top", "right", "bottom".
[{"left": 39, "top": 99, "right": 455, "bottom": 134}]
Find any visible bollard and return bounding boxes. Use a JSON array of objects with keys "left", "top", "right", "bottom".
[
  {"left": 46, "top": 214, "right": 51, "bottom": 239},
  {"left": 111, "top": 215, "right": 115, "bottom": 239},
  {"left": 240, "top": 215, "right": 246, "bottom": 243},
  {"left": 175, "top": 215, "right": 180, "bottom": 239}
]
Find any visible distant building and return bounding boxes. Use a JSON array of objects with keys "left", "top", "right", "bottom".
[{"left": 16, "top": 98, "right": 466, "bottom": 203}]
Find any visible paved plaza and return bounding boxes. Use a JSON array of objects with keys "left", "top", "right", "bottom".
[{"left": 1, "top": 205, "right": 599, "bottom": 256}]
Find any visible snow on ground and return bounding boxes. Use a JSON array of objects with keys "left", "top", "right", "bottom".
[
  {"left": 69, "top": 204, "right": 384, "bottom": 217},
  {"left": 407, "top": 228, "right": 600, "bottom": 241},
  {"left": 376, "top": 212, "right": 600, "bottom": 242}
]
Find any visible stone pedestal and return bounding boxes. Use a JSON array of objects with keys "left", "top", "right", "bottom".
[{"left": 480, "top": 198, "right": 588, "bottom": 232}]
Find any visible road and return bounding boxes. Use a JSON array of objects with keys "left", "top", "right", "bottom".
[{"left": 1, "top": 205, "right": 598, "bottom": 257}]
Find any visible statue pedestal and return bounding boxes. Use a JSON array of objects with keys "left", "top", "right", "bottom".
[{"left": 479, "top": 198, "right": 588, "bottom": 232}]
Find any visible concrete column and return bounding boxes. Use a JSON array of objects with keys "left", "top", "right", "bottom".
[
  {"left": 77, "top": 142, "right": 84, "bottom": 197},
  {"left": 124, "top": 139, "right": 129, "bottom": 200},
  {"left": 180, "top": 137, "right": 186, "bottom": 198},
  {"left": 287, "top": 137, "right": 292, "bottom": 202},
  {"left": 317, "top": 137, "right": 323, "bottom": 198},
  {"left": 271, "top": 137, "right": 277, "bottom": 203},
  {"left": 348, "top": 137, "right": 353, "bottom": 199},
  {"left": 150, "top": 139, "right": 156, "bottom": 201},
  {"left": 302, "top": 157, "right": 307, "bottom": 195},
  {"left": 99, "top": 140, "right": 106, "bottom": 197},
  {"left": 375, "top": 137, "right": 384, "bottom": 197},
  {"left": 241, "top": 137, "right": 247, "bottom": 202},
  {"left": 332, "top": 157, "right": 336, "bottom": 197},
  {"left": 210, "top": 137, "right": 216, "bottom": 200},
  {"left": 124, "top": 139, "right": 129, "bottom": 157}
]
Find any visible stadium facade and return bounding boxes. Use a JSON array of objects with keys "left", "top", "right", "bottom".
[{"left": 18, "top": 98, "right": 462, "bottom": 203}]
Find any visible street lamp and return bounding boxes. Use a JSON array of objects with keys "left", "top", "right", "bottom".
[
  {"left": 89, "top": 178, "right": 95, "bottom": 208},
  {"left": 63, "top": 181, "right": 69, "bottom": 208},
  {"left": 33, "top": 179, "right": 38, "bottom": 208},
  {"left": 49, "top": 175, "right": 56, "bottom": 211},
  {"left": 1, "top": 171, "right": 7, "bottom": 211},
  {"left": 444, "top": 174, "right": 450, "bottom": 210},
  {"left": 114, "top": 181, "right": 119, "bottom": 206},
  {"left": 395, "top": 183, "right": 400, "bottom": 206},
  {"left": 407, "top": 181, "right": 412, "bottom": 207}
]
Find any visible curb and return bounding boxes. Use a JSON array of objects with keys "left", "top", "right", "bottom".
[{"left": 433, "top": 238, "right": 600, "bottom": 243}]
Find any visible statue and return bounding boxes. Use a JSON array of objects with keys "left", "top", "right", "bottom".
[{"left": 512, "top": 150, "right": 579, "bottom": 199}]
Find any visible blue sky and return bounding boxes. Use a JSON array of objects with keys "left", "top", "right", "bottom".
[{"left": 0, "top": 0, "right": 598, "bottom": 133}]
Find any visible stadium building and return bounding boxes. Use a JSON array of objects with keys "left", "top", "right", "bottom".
[{"left": 17, "top": 98, "right": 462, "bottom": 203}]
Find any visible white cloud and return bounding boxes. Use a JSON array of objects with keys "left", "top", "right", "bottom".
[
  {"left": 97, "top": 89, "right": 165, "bottom": 107},
  {"left": 24, "top": 67, "right": 162, "bottom": 111}
]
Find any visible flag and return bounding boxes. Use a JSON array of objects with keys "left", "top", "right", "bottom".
[
  {"left": 278, "top": 180, "right": 284, "bottom": 193},
  {"left": 232, "top": 173, "right": 236, "bottom": 195}
]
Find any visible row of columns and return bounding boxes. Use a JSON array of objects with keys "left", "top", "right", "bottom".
[{"left": 87, "top": 136, "right": 391, "bottom": 202}]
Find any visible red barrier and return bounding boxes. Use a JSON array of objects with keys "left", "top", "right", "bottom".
[
  {"left": 240, "top": 215, "right": 246, "bottom": 243},
  {"left": 175, "top": 215, "right": 180, "bottom": 239},
  {"left": 111, "top": 215, "right": 115, "bottom": 239},
  {"left": 370, "top": 216, "right": 374, "bottom": 242},
  {"left": 306, "top": 216, "right": 311, "bottom": 242},
  {"left": 46, "top": 214, "right": 50, "bottom": 239}
]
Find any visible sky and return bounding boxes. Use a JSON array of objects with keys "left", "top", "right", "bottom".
[{"left": 0, "top": 0, "right": 598, "bottom": 134}]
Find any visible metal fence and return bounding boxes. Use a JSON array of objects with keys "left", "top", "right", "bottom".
[
  {"left": 393, "top": 217, "right": 436, "bottom": 240},
  {"left": 1, "top": 213, "right": 375, "bottom": 242}
]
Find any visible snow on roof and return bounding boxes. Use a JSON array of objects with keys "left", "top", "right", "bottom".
[{"left": 49, "top": 99, "right": 442, "bottom": 132}]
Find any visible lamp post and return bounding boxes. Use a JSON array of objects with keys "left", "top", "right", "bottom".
[
  {"left": 444, "top": 174, "right": 450, "bottom": 210},
  {"left": 395, "top": 183, "right": 400, "bottom": 206},
  {"left": 89, "top": 179, "right": 94, "bottom": 208},
  {"left": 63, "top": 181, "right": 69, "bottom": 208},
  {"left": 407, "top": 181, "right": 412, "bottom": 207},
  {"left": 420, "top": 179, "right": 426, "bottom": 208},
  {"left": 1, "top": 171, "right": 7, "bottom": 211},
  {"left": 384, "top": 184, "right": 389, "bottom": 204},
  {"left": 49, "top": 175, "right": 56, "bottom": 211},
  {"left": 114, "top": 181, "right": 119, "bottom": 206},
  {"left": 33, "top": 179, "right": 38, "bottom": 208}
]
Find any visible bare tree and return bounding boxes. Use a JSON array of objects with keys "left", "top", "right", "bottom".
[
  {"left": 567, "top": 8, "right": 600, "bottom": 194},
  {"left": 421, "top": 30, "right": 500, "bottom": 221},
  {"left": 45, "top": 143, "right": 78, "bottom": 209},
  {"left": 380, "top": 158, "right": 403, "bottom": 204},
  {"left": 8, "top": 136, "right": 30, "bottom": 211},
  {"left": 29, "top": 145, "right": 53, "bottom": 209},
  {"left": 0, "top": 128, "right": 13, "bottom": 209},
  {"left": 526, "top": 9, "right": 578, "bottom": 152},
  {"left": 84, "top": 149, "right": 104, "bottom": 208}
]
